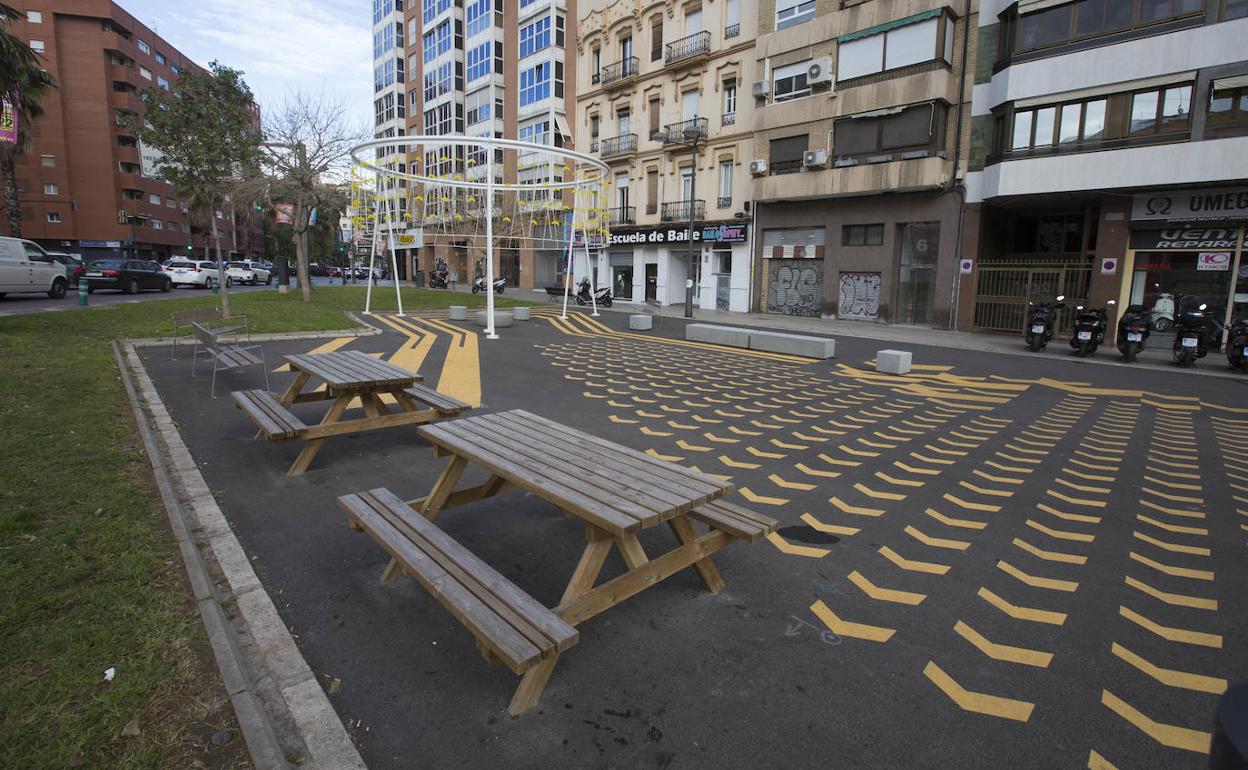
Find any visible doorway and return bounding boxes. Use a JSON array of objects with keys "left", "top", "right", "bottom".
[
  {"left": 897, "top": 223, "right": 939, "bottom": 325},
  {"left": 645, "top": 263, "right": 658, "bottom": 302}
]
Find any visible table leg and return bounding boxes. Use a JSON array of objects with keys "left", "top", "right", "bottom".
[
  {"left": 287, "top": 394, "right": 351, "bottom": 477},
  {"left": 668, "top": 516, "right": 725, "bottom": 593},
  {"left": 279, "top": 370, "right": 311, "bottom": 406},
  {"left": 616, "top": 534, "right": 650, "bottom": 569},
  {"left": 508, "top": 652, "right": 561, "bottom": 717},
  {"left": 419, "top": 455, "right": 469, "bottom": 521},
  {"left": 559, "top": 525, "right": 613, "bottom": 605}
]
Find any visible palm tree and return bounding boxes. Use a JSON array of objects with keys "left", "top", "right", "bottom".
[{"left": 1, "top": 2, "right": 58, "bottom": 237}]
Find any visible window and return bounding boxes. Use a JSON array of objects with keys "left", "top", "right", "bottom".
[
  {"left": 466, "top": 89, "right": 497, "bottom": 125},
  {"left": 648, "top": 97, "right": 660, "bottom": 136},
  {"left": 152, "top": 219, "right": 163, "bottom": 230},
  {"left": 1208, "top": 82, "right": 1248, "bottom": 134},
  {"left": 651, "top": 16, "right": 663, "bottom": 61},
  {"left": 1226, "top": 0, "right": 1248, "bottom": 18},
  {"left": 769, "top": 135, "right": 808, "bottom": 175},
  {"left": 466, "top": 42, "right": 492, "bottom": 82},
  {"left": 518, "top": 118, "right": 551, "bottom": 146},
  {"left": 171, "top": 63, "right": 181, "bottom": 75},
  {"left": 833, "top": 102, "right": 948, "bottom": 160},
  {"left": 590, "top": 115, "right": 600, "bottom": 147},
  {"left": 592, "top": 47, "right": 601, "bottom": 80},
  {"left": 718, "top": 160, "right": 733, "bottom": 207},
  {"left": 617, "top": 107, "right": 631, "bottom": 135},
  {"left": 149, "top": 193, "right": 161, "bottom": 205},
  {"left": 520, "top": 62, "right": 553, "bottom": 106},
  {"left": 44, "top": 183, "right": 58, "bottom": 195},
  {"left": 157, "top": 75, "right": 169, "bottom": 90},
  {"left": 139, "top": 66, "right": 152, "bottom": 80},
  {"left": 167, "top": 198, "right": 176, "bottom": 208},
  {"left": 776, "top": 0, "right": 815, "bottom": 30},
  {"left": 466, "top": 0, "right": 492, "bottom": 37},
  {"left": 773, "top": 61, "right": 810, "bottom": 102},
  {"left": 41, "top": 154, "right": 55, "bottom": 167},
  {"left": 723, "top": 79, "right": 737, "bottom": 123},
  {"left": 520, "top": 16, "right": 553, "bottom": 58},
  {"left": 646, "top": 169, "right": 659, "bottom": 214},
  {"left": 842, "top": 224, "right": 884, "bottom": 246},
  {"left": 167, "top": 222, "right": 178, "bottom": 232},
  {"left": 47, "top": 212, "right": 61, "bottom": 223},
  {"left": 837, "top": 12, "right": 948, "bottom": 82},
  {"left": 1015, "top": 0, "right": 1204, "bottom": 53},
  {"left": 155, "top": 51, "right": 166, "bottom": 65},
  {"left": 137, "top": 39, "right": 150, "bottom": 54},
  {"left": 29, "top": 39, "right": 45, "bottom": 52},
  {"left": 27, "top": 10, "right": 42, "bottom": 22}
]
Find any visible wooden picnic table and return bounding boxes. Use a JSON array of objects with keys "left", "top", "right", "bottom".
[
  {"left": 232, "top": 349, "right": 470, "bottom": 476},
  {"left": 338, "top": 408, "right": 777, "bottom": 714}
]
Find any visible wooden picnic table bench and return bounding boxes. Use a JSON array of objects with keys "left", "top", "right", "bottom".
[
  {"left": 338, "top": 408, "right": 778, "bottom": 715},
  {"left": 231, "top": 349, "right": 471, "bottom": 476},
  {"left": 190, "top": 322, "right": 267, "bottom": 398}
]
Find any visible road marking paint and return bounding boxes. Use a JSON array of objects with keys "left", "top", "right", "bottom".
[
  {"left": 795, "top": 462, "right": 840, "bottom": 479},
  {"left": 702, "top": 432, "right": 739, "bottom": 444},
  {"left": 911, "top": 452, "right": 955, "bottom": 466},
  {"left": 1143, "top": 475, "right": 1202, "bottom": 491},
  {"left": 876, "top": 471, "right": 924, "bottom": 488},
  {"left": 923, "top": 661, "right": 1034, "bottom": 722},
  {"left": 1055, "top": 477, "right": 1112, "bottom": 494},
  {"left": 855, "top": 483, "right": 907, "bottom": 501},
  {"left": 645, "top": 448, "right": 683, "bottom": 462},
  {"left": 1084, "top": 437, "right": 1126, "bottom": 452},
  {"left": 769, "top": 473, "right": 816, "bottom": 491},
  {"left": 1046, "top": 490, "right": 1107, "bottom": 508},
  {"left": 667, "top": 421, "right": 698, "bottom": 430},
  {"left": 818, "top": 453, "right": 861, "bottom": 468},
  {"left": 1148, "top": 455, "right": 1199, "bottom": 470},
  {"left": 1012, "top": 537, "right": 1087, "bottom": 564},
  {"left": 839, "top": 444, "right": 880, "bottom": 458},
  {"left": 729, "top": 425, "right": 763, "bottom": 436},
  {"left": 659, "top": 405, "right": 690, "bottom": 414},
  {"left": 1014, "top": 437, "right": 1057, "bottom": 448},
  {"left": 751, "top": 419, "right": 782, "bottom": 430},
  {"left": 959, "top": 481, "right": 1013, "bottom": 498},
  {"left": 771, "top": 439, "right": 809, "bottom": 451},
  {"left": 747, "top": 446, "right": 786, "bottom": 459},
  {"left": 766, "top": 531, "right": 829, "bottom": 558},
  {"left": 1142, "top": 487, "right": 1204, "bottom": 506},
  {"left": 943, "top": 493, "right": 1001, "bottom": 513},
  {"left": 1006, "top": 443, "right": 1049, "bottom": 456},
  {"left": 895, "top": 461, "right": 940, "bottom": 476},
  {"left": 973, "top": 470, "right": 1024, "bottom": 485},
  {"left": 924, "top": 507, "right": 986, "bottom": 530},
  {"left": 636, "top": 409, "right": 664, "bottom": 418},
  {"left": 937, "top": 437, "right": 979, "bottom": 450},
  {"left": 1064, "top": 468, "right": 1115, "bottom": 482},
  {"left": 858, "top": 438, "right": 898, "bottom": 450},
  {"left": 985, "top": 460, "right": 1034, "bottom": 474},
  {"left": 807, "top": 425, "right": 846, "bottom": 436},
  {"left": 800, "top": 513, "right": 859, "bottom": 536},
  {"left": 1111, "top": 643, "right": 1227, "bottom": 694},
  {"left": 739, "top": 487, "right": 789, "bottom": 506},
  {"left": 926, "top": 444, "right": 967, "bottom": 457},
  {"left": 1036, "top": 502, "right": 1101, "bottom": 524},
  {"left": 1026, "top": 519, "right": 1095, "bottom": 543},
  {"left": 791, "top": 432, "right": 829, "bottom": 444},
  {"left": 1146, "top": 465, "right": 1201, "bottom": 480},
  {"left": 676, "top": 439, "right": 712, "bottom": 453},
  {"left": 1101, "top": 690, "right": 1212, "bottom": 753},
  {"left": 997, "top": 560, "right": 1078, "bottom": 592},
  {"left": 905, "top": 525, "right": 970, "bottom": 550},
  {"left": 1119, "top": 606, "right": 1222, "bottom": 647},
  {"left": 1124, "top": 576, "right": 1217, "bottom": 610},
  {"left": 954, "top": 620, "right": 1053, "bottom": 667},
  {"left": 1087, "top": 749, "right": 1118, "bottom": 769},
  {"left": 879, "top": 546, "right": 950, "bottom": 574},
  {"left": 830, "top": 496, "right": 884, "bottom": 517},
  {"left": 978, "top": 587, "right": 1066, "bottom": 625},
  {"left": 1139, "top": 498, "right": 1205, "bottom": 520},
  {"left": 718, "top": 454, "right": 760, "bottom": 470},
  {"left": 810, "top": 600, "right": 896, "bottom": 642},
  {"left": 847, "top": 570, "right": 926, "bottom": 605},
  {"left": 609, "top": 415, "right": 639, "bottom": 424},
  {"left": 1132, "top": 530, "right": 1211, "bottom": 556},
  {"left": 1070, "top": 458, "right": 1117, "bottom": 473},
  {"left": 1129, "top": 551, "right": 1213, "bottom": 580},
  {"left": 887, "top": 425, "right": 926, "bottom": 436}
]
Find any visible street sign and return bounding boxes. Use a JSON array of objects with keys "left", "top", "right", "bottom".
[
  {"left": 959, "top": 258, "right": 973, "bottom": 274},
  {"left": 1100, "top": 258, "right": 1118, "bottom": 275}
]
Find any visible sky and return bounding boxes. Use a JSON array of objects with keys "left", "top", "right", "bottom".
[{"left": 119, "top": 0, "right": 374, "bottom": 136}]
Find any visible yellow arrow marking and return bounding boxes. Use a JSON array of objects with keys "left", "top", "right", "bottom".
[
  {"left": 667, "top": 421, "right": 698, "bottom": 430},
  {"left": 997, "top": 560, "right": 1078, "bottom": 592},
  {"left": 769, "top": 473, "right": 815, "bottom": 491},
  {"left": 959, "top": 481, "right": 1014, "bottom": 498},
  {"left": 847, "top": 570, "right": 926, "bottom": 605},
  {"left": 1100, "top": 690, "right": 1210, "bottom": 753},
  {"left": 978, "top": 587, "right": 1066, "bottom": 625},
  {"left": 954, "top": 621, "right": 1052, "bottom": 668},
  {"left": 818, "top": 453, "right": 861, "bottom": 468},
  {"left": 676, "top": 439, "right": 712, "bottom": 453},
  {"left": 943, "top": 494, "right": 1001, "bottom": 513},
  {"left": 609, "top": 415, "right": 638, "bottom": 424},
  {"left": 879, "top": 546, "right": 950, "bottom": 575},
  {"left": 925, "top": 507, "right": 986, "bottom": 530},
  {"left": 905, "top": 525, "right": 970, "bottom": 550},
  {"left": 747, "top": 446, "right": 786, "bottom": 459},
  {"left": 702, "top": 432, "right": 739, "bottom": 444},
  {"left": 972, "top": 470, "right": 1024, "bottom": 485},
  {"left": 640, "top": 426, "right": 673, "bottom": 437},
  {"left": 1133, "top": 530, "right": 1210, "bottom": 556},
  {"left": 765, "top": 531, "right": 829, "bottom": 558},
  {"left": 911, "top": 452, "right": 955, "bottom": 466},
  {"left": 1012, "top": 537, "right": 1087, "bottom": 565},
  {"left": 1046, "top": 490, "right": 1107, "bottom": 508},
  {"left": 1143, "top": 487, "right": 1204, "bottom": 505},
  {"left": 830, "top": 496, "right": 884, "bottom": 517},
  {"left": 855, "top": 483, "right": 906, "bottom": 501},
  {"left": 1125, "top": 575, "right": 1217, "bottom": 610},
  {"left": 718, "top": 454, "right": 760, "bottom": 470},
  {"left": 1111, "top": 643, "right": 1226, "bottom": 694},
  {"left": 645, "top": 448, "right": 683, "bottom": 462},
  {"left": 876, "top": 472, "right": 925, "bottom": 488},
  {"left": 792, "top": 432, "right": 828, "bottom": 443},
  {"left": 923, "top": 661, "right": 1034, "bottom": 722},
  {"left": 800, "top": 513, "right": 858, "bottom": 536},
  {"left": 796, "top": 462, "right": 840, "bottom": 479},
  {"left": 739, "top": 487, "right": 789, "bottom": 506},
  {"left": 771, "top": 439, "right": 808, "bottom": 451},
  {"left": 1119, "top": 605, "right": 1222, "bottom": 647},
  {"left": 810, "top": 600, "right": 896, "bottom": 642},
  {"left": 1036, "top": 502, "right": 1101, "bottom": 524},
  {"left": 1128, "top": 551, "right": 1213, "bottom": 581},
  {"left": 840, "top": 445, "right": 879, "bottom": 458},
  {"left": 1026, "top": 518, "right": 1095, "bottom": 543},
  {"left": 728, "top": 425, "right": 762, "bottom": 436}
]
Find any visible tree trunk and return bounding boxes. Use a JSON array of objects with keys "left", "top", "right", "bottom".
[
  {"left": 294, "top": 198, "right": 312, "bottom": 302},
  {"left": 1, "top": 147, "right": 22, "bottom": 238},
  {"left": 209, "top": 202, "right": 231, "bottom": 317}
]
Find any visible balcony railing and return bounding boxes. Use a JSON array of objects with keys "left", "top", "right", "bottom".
[
  {"left": 725, "top": 23, "right": 740, "bottom": 39},
  {"left": 590, "top": 138, "right": 599, "bottom": 153},
  {"left": 646, "top": 202, "right": 657, "bottom": 215},
  {"left": 600, "top": 134, "right": 638, "bottom": 158},
  {"left": 599, "top": 57, "right": 639, "bottom": 87},
  {"left": 665, "top": 31, "right": 711, "bottom": 66},
  {"left": 660, "top": 117, "right": 709, "bottom": 145},
  {"left": 722, "top": 111, "right": 736, "bottom": 127},
  {"left": 717, "top": 196, "right": 732, "bottom": 209},
  {"left": 660, "top": 199, "right": 705, "bottom": 222},
  {"left": 607, "top": 205, "right": 636, "bottom": 225}
]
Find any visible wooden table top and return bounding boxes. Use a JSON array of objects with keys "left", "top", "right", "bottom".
[
  {"left": 284, "top": 350, "right": 422, "bottom": 390},
  {"left": 418, "top": 409, "right": 735, "bottom": 536}
]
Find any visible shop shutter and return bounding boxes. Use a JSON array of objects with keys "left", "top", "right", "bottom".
[{"left": 762, "top": 227, "right": 826, "bottom": 259}]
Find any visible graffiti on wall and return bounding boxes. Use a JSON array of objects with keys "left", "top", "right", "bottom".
[
  {"left": 767, "top": 260, "right": 823, "bottom": 317},
  {"left": 838, "top": 271, "right": 881, "bottom": 321}
]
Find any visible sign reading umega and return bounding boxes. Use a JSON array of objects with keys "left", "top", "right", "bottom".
[
  {"left": 608, "top": 222, "right": 749, "bottom": 246},
  {"left": 1132, "top": 187, "right": 1248, "bottom": 222}
]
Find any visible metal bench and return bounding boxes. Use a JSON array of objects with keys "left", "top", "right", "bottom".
[
  {"left": 190, "top": 322, "right": 267, "bottom": 398},
  {"left": 170, "top": 306, "right": 248, "bottom": 360}
]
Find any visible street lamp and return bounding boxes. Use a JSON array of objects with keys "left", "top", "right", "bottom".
[{"left": 675, "top": 125, "right": 703, "bottom": 319}]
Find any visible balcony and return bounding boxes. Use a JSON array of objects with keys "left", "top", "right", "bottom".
[
  {"left": 725, "top": 23, "right": 740, "bottom": 40},
  {"left": 722, "top": 112, "right": 736, "bottom": 127},
  {"left": 659, "top": 117, "right": 708, "bottom": 148},
  {"left": 665, "top": 31, "right": 710, "bottom": 67},
  {"left": 111, "top": 89, "right": 144, "bottom": 114},
  {"left": 599, "top": 57, "right": 639, "bottom": 90},
  {"left": 607, "top": 205, "right": 636, "bottom": 225},
  {"left": 599, "top": 134, "right": 637, "bottom": 158},
  {"left": 660, "top": 199, "right": 705, "bottom": 222}
]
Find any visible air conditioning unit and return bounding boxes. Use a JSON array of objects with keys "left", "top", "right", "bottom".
[
  {"left": 803, "top": 149, "right": 828, "bottom": 169},
  {"left": 751, "top": 80, "right": 770, "bottom": 99},
  {"left": 749, "top": 159, "right": 768, "bottom": 176},
  {"left": 807, "top": 58, "right": 834, "bottom": 86}
]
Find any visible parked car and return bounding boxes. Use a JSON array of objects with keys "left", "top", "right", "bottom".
[
  {"left": 309, "top": 262, "right": 327, "bottom": 277},
  {"left": 82, "top": 258, "right": 172, "bottom": 294},
  {"left": 0, "top": 236, "right": 70, "bottom": 299},
  {"left": 165, "top": 259, "right": 232, "bottom": 289},
  {"left": 48, "top": 252, "right": 85, "bottom": 286},
  {"left": 226, "top": 260, "right": 272, "bottom": 285},
  {"left": 325, "top": 266, "right": 342, "bottom": 278}
]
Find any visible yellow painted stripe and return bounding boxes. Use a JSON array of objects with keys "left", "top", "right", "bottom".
[
  {"left": 766, "top": 531, "right": 830, "bottom": 558},
  {"left": 800, "top": 512, "right": 859, "bottom": 536},
  {"left": 1065, "top": 468, "right": 1114, "bottom": 482},
  {"left": 818, "top": 452, "right": 861, "bottom": 468},
  {"left": 905, "top": 525, "right": 970, "bottom": 551},
  {"left": 792, "top": 431, "right": 829, "bottom": 443},
  {"left": 796, "top": 462, "right": 840, "bottom": 479},
  {"left": 1119, "top": 606, "right": 1222, "bottom": 648},
  {"left": 1111, "top": 643, "right": 1226, "bottom": 694},
  {"left": 923, "top": 661, "right": 1034, "bottom": 722},
  {"left": 810, "top": 600, "right": 895, "bottom": 642},
  {"left": 747, "top": 446, "right": 786, "bottom": 459},
  {"left": 1005, "top": 443, "right": 1048, "bottom": 456},
  {"left": 973, "top": 469, "right": 1024, "bottom": 485},
  {"left": 608, "top": 415, "right": 638, "bottom": 425},
  {"left": 1102, "top": 690, "right": 1211, "bottom": 754},
  {"left": 1047, "top": 489, "right": 1107, "bottom": 508},
  {"left": 895, "top": 461, "right": 941, "bottom": 476},
  {"left": 739, "top": 487, "right": 789, "bottom": 506},
  {"left": 414, "top": 316, "right": 482, "bottom": 407},
  {"left": 1012, "top": 537, "right": 1087, "bottom": 565},
  {"left": 1145, "top": 465, "right": 1200, "bottom": 480},
  {"left": 1036, "top": 502, "right": 1102, "bottom": 524},
  {"left": 1026, "top": 519, "right": 1095, "bottom": 543},
  {"left": 1142, "top": 487, "right": 1204, "bottom": 505},
  {"left": 855, "top": 483, "right": 906, "bottom": 501},
  {"left": 728, "top": 425, "right": 763, "bottom": 436},
  {"left": 995, "top": 452, "right": 1041, "bottom": 465},
  {"left": 997, "top": 560, "right": 1078, "bottom": 592},
  {"left": 1148, "top": 455, "right": 1199, "bottom": 470},
  {"left": 985, "top": 460, "right": 1034, "bottom": 474},
  {"left": 830, "top": 496, "right": 884, "bottom": 517},
  {"left": 676, "top": 439, "right": 713, "bottom": 453},
  {"left": 1070, "top": 457, "right": 1117, "bottom": 472},
  {"left": 1139, "top": 498, "right": 1205, "bottom": 520},
  {"left": 1056, "top": 477, "right": 1112, "bottom": 494},
  {"left": 879, "top": 546, "right": 950, "bottom": 575},
  {"left": 807, "top": 425, "right": 846, "bottom": 436},
  {"left": 1133, "top": 530, "right": 1211, "bottom": 557},
  {"left": 925, "top": 507, "right": 986, "bottom": 530},
  {"left": 769, "top": 473, "right": 815, "bottom": 491},
  {"left": 943, "top": 493, "right": 1001, "bottom": 513},
  {"left": 847, "top": 570, "right": 926, "bottom": 605},
  {"left": 718, "top": 454, "right": 760, "bottom": 470},
  {"left": 929, "top": 443, "right": 969, "bottom": 456},
  {"left": 959, "top": 481, "right": 1013, "bottom": 498},
  {"left": 645, "top": 448, "right": 683, "bottom": 462},
  {"left": 839, "top": 444, "right": 879, "bottom": 458},
  {"left": 954, "top": 620, "right": 1052, "bottom": 667},
  {"left": 1124, "top": 575, "right": 1217, "bottom": 610},
  {"left": 771, "top": 438, "right": 809, "bottom": 451},
  {"left": 1087, "top": 750, "right": 1118, "bottom": 770},
  {"left": 911, "top": 452, "right": 955, "bottom": 466},
  {"left": 876, "top": 471, "right": 925, "bottom": 488},
  {"left": 1143, "top": 475, "right": 1201, "bottom": 491},
  {"left": 702, "top": 432, "right": 740, "bottom": 444},
  {"left": 1129, "top": 552, "right": 1214, "bottom": 581},
  {"left": 978, "top": 587, "right": 1066, "bottom": 625},
  {"left": 640, "top": 426, "right": 673, "bottom": 437}
]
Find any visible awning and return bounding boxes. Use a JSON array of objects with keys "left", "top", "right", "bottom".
[
  {"left": 1018, "top": 0, "right": 1073, "bottom": 12},
  {"left": 846, "top": 105, "right": 906, "bottom": 120},
  {"left": 554, "top": 114, "right": 571, "bottom": 141},
  {"left": 837, "top": 8, "right": 941, "bottom": 43},
  {"left": 1213, "top": 75, "right": 1248, "bottom": 91},
  {"left": 1015, "top": 71, "right": 1196, "bottom": 108}
]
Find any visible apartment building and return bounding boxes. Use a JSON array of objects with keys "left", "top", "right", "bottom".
[
  {"left": 748, "top": 0, "right": 975, "bottom": 325},
  {"left": 962, "top": 0, "right": 1248, "bottom": 337},
  {"left": 372, "top": 0, "right": 413, "bottom": 276},
  {"left": 2, "top": 1, "right": 250, "bottom": 263},
  {"left": 575, "top": 0, "right": 754, "bottom": 311},
  {"left": 399, "top": 0, "right": 577, "bottom": 288}
]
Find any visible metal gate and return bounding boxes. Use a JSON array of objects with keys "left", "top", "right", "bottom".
[{"left": 973, "top": 258, "right": 1093, "bottom": 333}]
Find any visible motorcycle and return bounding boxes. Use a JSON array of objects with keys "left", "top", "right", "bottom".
[
  {"left": 1172, "top": 300, "right": 1211, "bottom": 368},
  {"left": 574, "top": 278, "right": 612, "bottom": 307},
  {"left": 1069, "top": 299, "right": 1115, "bottom": 357},
  {"left": 428, "top": 270, "right": 449, "bottom": 289},
  {"left": 1024, "top": 294, "right": 1064, "bottom": 352},
  {"left": 471, "top": 274, "right": 506, "bottom": 294},
  {"left": 1228, "top": 317, "right": 1248, "bottom": 372},
  {"left": 1115, "top": 303, "right": 1152, "bottom": 363}
]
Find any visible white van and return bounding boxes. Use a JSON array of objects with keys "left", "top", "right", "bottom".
[{"left": 0, "top": 237, "right": 69, "bottom": 299}]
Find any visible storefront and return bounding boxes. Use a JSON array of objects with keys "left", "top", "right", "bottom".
[{"left": 603, "top": 221, "right": 750, "bottom": 312}]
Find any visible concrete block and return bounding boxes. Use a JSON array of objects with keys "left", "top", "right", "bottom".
[
  {"left": 686, "top": 323, "right": 751, "bottom": 348},
  {"left": 749, "top": 330, "right": 835, "bottom": 359},
  {"left": 448, "top": 305, "right": 467, "bottom": 321},
  {"left": 512, "top": 306, "right": 531, "bottom": 321},
  {"left": 475, "top": 310, "right": 513, "bottom": 328},
  {"left": 629, "top": 314, "right": 653, "bottom": 331},
  {"left": 876, "top": 349, "right": 912, "bottom": 375}
]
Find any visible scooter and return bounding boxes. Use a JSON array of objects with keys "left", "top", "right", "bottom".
[
  {"left": 428, "top": 270, "right": 449, "bottom": 289},
  {"left": 1228, "top": 317, "right": 1248, "bottom": 372},
  {"left": 1172, "top": 301, "right": 1210, "bottom": 368},
  {"left": 1070, "top": 299, "right": 1115, "bottom": 357},
  {"left": 471, "top": 275, "right": 506, "bottom": 294},
  {"left": 574, "top": 278, "right": 612, "bottom": 307},
  {"left": 1115, "top": 304, "right": 1152, "bottom": 363},
  {"left": 1024, "top": 294, "right": 1064, "bottom": 352}
]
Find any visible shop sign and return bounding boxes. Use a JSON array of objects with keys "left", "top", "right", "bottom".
[
  {"left": 1128, "top": 227, "right": 1245, "bottom": 250},
  {"left": 1197, "top": 252, "right": 1232, "bottom": 271},
  {"left": 1132, "top": 187, "right": 1248, "bottom": 222},
  {"left": 608, "top": 222, "right": 748, "bottom": 246},
  {"left": 80, "top": 240, "right": 122, "bottom": 248}
]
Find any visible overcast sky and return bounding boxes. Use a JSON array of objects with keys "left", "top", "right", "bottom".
[{"left": 120, "top": 0, "right": 373, "bottom": 136}]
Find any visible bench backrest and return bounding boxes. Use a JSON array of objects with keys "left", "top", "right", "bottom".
[
  {"left": 190, "top": 322, "right": 221, "bottom": 350},
  {"left": 172, "top": 307, "right": 220, "bottom": 327}
]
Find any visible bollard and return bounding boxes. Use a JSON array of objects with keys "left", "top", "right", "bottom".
[
  {"left": 211, "top": 279, "right": 220, "bottom": 295},
  {"left": 78, "top": 280, "right": 89, "bottom": 306}
]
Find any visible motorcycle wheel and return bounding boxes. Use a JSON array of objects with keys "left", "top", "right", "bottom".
[
  {"left": 1028, "top": 334, "right": 1043, "bottom": 352},
  {"left": 1123, "top": 342, "right": 1139, "bottom": 363},
  {"left": 1075, "top": 342, "right": 1089, "bottom": 357},
  {"left": 496, "top": 286, "right": 504, "bottom": 294},
  {"left": 1154, "top": 317, "right": 1173, "bottom": 333},
  {"left": 1176, "top": 350, "right": 1194, "bottom": 368},
  {"left": 471, "top": 285, "right": 480, "bottom": 294},
  {"left": 602, "top": 297, "right": 612, "bottom": 308}
]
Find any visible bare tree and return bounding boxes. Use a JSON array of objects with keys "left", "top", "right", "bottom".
[{"left": 262, "top": 91, "right": 363, "bottom": 301}]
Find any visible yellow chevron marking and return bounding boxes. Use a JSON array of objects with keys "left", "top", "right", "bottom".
[
  {"left": 1143, "top": 475, "right": 1202, "bottom": 491},
  {"left": 659, "top": 404, "right": 689, "bottom": 413},
  {"left": 810, "top": 600, "right": 896, "bottom": 642},
  {"left": 847, "top": 570, "right": 926, "bottom": 605},
  {"left": 1026, "top": 518, "right": 1095, "bottom": 543},
  {"left": 1012, "top": 537, "right": 1088, "bottom": 565},
  {"left": 985, "top": 460, "right": 1033, "bottom": 474},
  {"left": 807, "top": 425, "right": 846, "bottom": 436},
  {"left": 1046, "top": 489, "right": 1107, "bottom": 508},
  {"left": 1139, "top": 499, "right": 1205, "bottom": 520},
  {"left": 905, "top": 525, "right": 970, "bottom": 551},
  {"left": 1056, "top": 477, "right": 1112, "bottom": 494},
  {"left": 954, "top": 620, "right": 1053, "bottom": 667},
  {"left": 667, "top": 421, "right": 698, "bottom": 430},
  {"left": 928, "top": 444, "right": 968, "bottom": 457},
  {"left": 676, "top": 439, "right": 712, "bottom": 453},
  {"left": 818, "top": 452, "right": 861, "bottom": 468},
  {"left": 879, "top": 546, "right": 950, "bottom": 575},
  {"left": 1133, "top": 530, "right": 1211, "bottom": 556},
  {"left": 911, "top": 451, "right": 955, "bottom": 466},
  {"left": 855, "top": 483, "right": 906, "bottom": 501},
  {"left": 1005, "top": 443, "right": 1047, "bottom": 456},
  {"left": 943, "top": 494, "right": 1001, "bottom": 513},
  {"left": 874, "top": 432, "right": 912, "bottom": 443},
  {"left": 1145, "top": 465, "right": 1200, "bottom": 480},
  {"left": 830, "top": 496, "right": 884, "bottom": 517},
  {"left": 978, "top": 587, "right": 1066, "bottom": 625},
  {"left": 795, "top": 462, "right": 840, "bottom": 479},
  {"left": 713, "top": 409, "right": 743, "bottom": 419},
  {"left": 894, "top": 461, "right": 940, "bottom": 477},
  {"left": 924, "top": 507, "right": 986, "bottom": 530},
  {"left": 874, "top": 471, "right": 924, "bottom": 488},
  {"left": 645, "top": 448, "right": 683, "bottom": 462},
  {"left": 739, "top": 487, "right": 789, "bottom": 506},
  {"left": 1129, "top": 551, "right": 1214, "bottom": 581},
  {"left": 1147, "top": 455, "right": 1199, "bottom": 470},
  {"left": 792, "top": 432, "right": 828, "bottom": 443},
  {"left": 765, "top": 531, "right": 829, "bottom": 558},
  {"left": 800, "top": 513, "right": 859, "bottom": 536},
  {"left": 1014, "top": 437, "right": 1056, "bottom": 448},
  {"left": 997, "top": 560, "right": 1078, "bottom": 592},
  {"left": 1111, "top": 643, "right": 1226, "bottom": 694},
  {"left": 747, "top": 446, "right": 786, "bottom": 459},
  {"left": 923, "top": 661, "right": 1034, "bottom": 722},
  {"left": 609, "top": 415, "right": 639, "bottom": 424},
  {"left": 1143, "top": 487, "right": 1204, "bottom": 505},
  {"left": 1100, "top": 690, "right": 1211, "bottom": 753},
  {"left": 1036, "top": 502, "right": 1101, "bottom": 524},
  {"left": 692, "top": 415, "right": 723, "bottom": 424},
  {"left": 1124, "top": 576, "right": 1217, "bottom": 610},
  {"left": 636, "top": 410, "right": 663, "bottom": 418},
  {"left": 751, "top": 419, "right": 782, "bottom": 430},
  {"left": 718, "top": 454, "right": 760, "bottom": 470},
  {"left": 1065, "top": 468, "right": 1114, "bottom": 482},
  {"left": 686, "top": 466, "right": 732, "bottom": 481},
  {"left": 702, "top": 431, "right": 740, "bottom": 444},
  {"left": 858, "top": 438, "right": 897, "bottom": 450},
  {"left": 996, "top": 451, "right": 1041, "bottom": 465},
  {"left": 959, "top": 481, "right": 1014, "bottom": 498},
  {"left": 728, "top": 425, "right": 763, "bottom": 436},
  {"left": 1120, "top": 606, "right": 1222, "bottom": 648},
  {"left": 640, "top": 426, "right": 673, "bottom": 437},
  {"left": 771, "top": 439, "right": 809, "bottom": 451},
  {"left": 972, "top": 470, "right": 1024, "bottom": 486},
  {"left": 769, "top": 473, "right": 816, "bottom": 491},
  {"left": 839, "top": 444, "right": 879, "bottom": 458}
]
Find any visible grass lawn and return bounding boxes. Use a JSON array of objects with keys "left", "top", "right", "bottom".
[{"left": 0, "top": 287, "right": 531, "bottom": 768}]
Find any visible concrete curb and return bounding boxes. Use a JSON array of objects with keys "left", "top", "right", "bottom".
[{"left": 117, "top": 342, "right": 367, "bottom": 770}]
